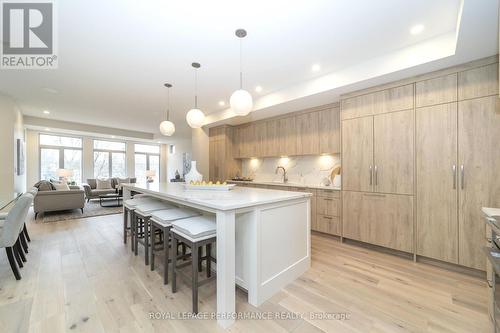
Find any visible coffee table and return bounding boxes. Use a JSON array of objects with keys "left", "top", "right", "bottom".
[{"left": 99, "top": 193, "right": 122, "bottom": 207}]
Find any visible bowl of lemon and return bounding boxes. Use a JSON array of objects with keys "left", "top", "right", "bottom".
[{"left": 183, "top": 180, "right": 236, "bottom": 191}]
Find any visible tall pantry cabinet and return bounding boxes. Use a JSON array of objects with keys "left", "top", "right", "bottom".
[
  {"left": 415, "top": 63, "right": 500, "bottom": 270},
  {"left": 341, "top": 84, "right": 415, "bottom": 253},
  {"left": 341, "top": 58, "right": 500, "bottom": 271}
]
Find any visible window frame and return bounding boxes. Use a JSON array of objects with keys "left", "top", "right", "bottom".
[
  {"left": 93, "top": 139, "right": 127, "bottom": 179},
  {"left": 134, "top": 143, "right": 161, "bottom": 181},
  {"left": 39, "top": 133, "right": 83, "bottom": 183}
]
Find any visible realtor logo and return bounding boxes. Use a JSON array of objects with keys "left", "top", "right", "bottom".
[{"left": 1, "top": 0, "right": 57, "bottom": 69}]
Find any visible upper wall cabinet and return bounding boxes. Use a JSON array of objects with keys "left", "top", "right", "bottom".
[
  {"left": 296, "top": 111, "right": 319, "bottom": 155},
  {"left": 231, "top": 104, "right": 340, "bottom": 158},
  {"left": 318, "top": 107, "right": 340, "bottom": 154},
  {"left": 341, "top": 84, "right": 414, "bottom": 120},
  {"left": 341, "top": 93, "right": 377, "bottom": 120},
  {"left": 375, "top": 84, "right": 414, "bottom": 114},
  {"left": 265, "top": 119, "right": 279, "bottom": 157},
  {"left": 278, "top": 116, "right": 297, "bottom": 156},
  {"left": 416, "top": 74, "right": 457, "bottom": 107},
  {"left": 458, "top": 63, "right": 499, "bottom": 100}
]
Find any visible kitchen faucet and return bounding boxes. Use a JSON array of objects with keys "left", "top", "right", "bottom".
[{"left": 275, "top": 166, "right": 288, "bottom": 183}]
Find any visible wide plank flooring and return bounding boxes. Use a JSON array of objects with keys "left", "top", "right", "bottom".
[{"left": 0, "top": 211, "right": 490, "bottom": 332}]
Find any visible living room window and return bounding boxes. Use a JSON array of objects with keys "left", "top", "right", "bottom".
[
  {"left": 39, "top": 134, "right": 83, "bottom": 183},
  {"left": 134, "top": 144, "right": 160, "bottom": 183},
  {"left": 93, "top": 140, "right": 127, "bottom": 178}
]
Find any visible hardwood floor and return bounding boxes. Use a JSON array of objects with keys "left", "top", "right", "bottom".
[{"left": 0, "top": 211, "right": 490, "bottom": 333}]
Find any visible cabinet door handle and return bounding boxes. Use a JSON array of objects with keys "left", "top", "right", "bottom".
[
  {"left": 374, "top": 165, "right": 378, "bottom": 186},
  {"left": 323, "top": 216, "right": 333, "bottom": 220},
  {"left": 369, "top": 165, "right": 373, "bottom": 186},
  {"left": 452, "top": 165, "right": 456, "bottom": 189},
  {"left": 460, "top": 165, "right": 464, "bottom": 190}
]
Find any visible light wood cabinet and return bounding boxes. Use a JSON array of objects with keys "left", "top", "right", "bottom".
[
  {"left": 296, "top": 111, "right": 319, "bottom": 155},
  {"left": 278, "top": 116, "right": 297, "bottom": 156},
  {"left": 316, "top": 216, "right": 341, "bottom": 236},
  {"left": 375, "top": 84, "right": 414, "bottom": 114},
  {"left": 416, "top": 74, "right": 457, "bottom": 107},
  {"left": 316, "top": 197, "right": 340, "bottom": 217},
  {"left": 318, "top": 107, "right": 340, "bottom": 154},
  {"left": 373, "top": 109, "right": 414, "bottom": 195},
  {"left": 209, "top": 126, "right": 241, "bottom": 182},
  {"left": 416, "top": 103, "right": 458, "bottom": 263},
  {"left": 265, "top": 119, "right": 279, "bottom": 157},
  {"left": 458, "top": 96, "right": 500, "bottom": 270},
  {"left": 342, "top": 191, "right": 414, "bottom": 253},
  {"left": 341, "top": 116, "right": 374, "bottom": 192},
  {"left": 458, "top": 63, "right": 499, "bottom": 100},
  {"left": 341, "top": 93, "right": 377, "bottom": 120},
  {"left": 254, "top": 121, "right": 267, "bottom": 157}
]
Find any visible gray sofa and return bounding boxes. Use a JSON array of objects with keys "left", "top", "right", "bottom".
[
  {"left": 33, "top": 183, "right": 85, "bottom": 219},
  {"left": 82, "top": 178, "right": 136, "bottom": 202}
]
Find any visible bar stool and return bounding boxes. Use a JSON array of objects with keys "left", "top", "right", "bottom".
[
  {"left": 149, "top": 208, "right": 201, "bottom": 284},
  {"left": 134, "top": 201, "right": 177, "bottom": 265},
  {"left": 170, "top": 215, "right": 217, "bottom": 313},
  {"left": 123, "top": 195, "right": 158, "bottom": 249}
]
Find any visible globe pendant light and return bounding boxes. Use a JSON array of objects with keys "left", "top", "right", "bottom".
[
  {"left": 230, "top": 29, "right": 253, "bottom": 116},
  {"left": 159, "top": 83, "right": 176, "bottom": 136},
  {"left": 186, "top": 62, "right": 205, "bottom": 128}
]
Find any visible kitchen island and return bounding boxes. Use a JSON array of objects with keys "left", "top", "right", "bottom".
[{"left": 122, "top": 182, "right": 312, "bottom": 328}]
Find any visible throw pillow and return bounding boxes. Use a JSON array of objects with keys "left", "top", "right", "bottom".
[
  {"left": 96, "top": 179, "right": 112, "bottom": 189},
  {"left": 115, "top": 178, "right": 130, "bottom": 188},
  {"left": 33, "top": 180, "right": 55, "bottom": 191},
  {"left": 52, "top": 182, "right": 70, "bottom": 191}
]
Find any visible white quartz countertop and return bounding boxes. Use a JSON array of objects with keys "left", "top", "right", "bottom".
[
  {"left": 482, "top": 207, "right": 500, "bottom": 218},
  {"left": 122, "top": 182, "right": 311, "bottom": 211},
  {"left": 227, "top": 180, "right": 341, "bottom": 191}
]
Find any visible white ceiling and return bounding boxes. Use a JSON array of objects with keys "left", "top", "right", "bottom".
[{"left": 0, "top": 0, "right": 497, "bottom": 140}]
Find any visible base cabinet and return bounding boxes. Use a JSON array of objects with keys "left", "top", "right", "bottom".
[{"left": 342, "top": 191, "right": 414, "bottom": 253}]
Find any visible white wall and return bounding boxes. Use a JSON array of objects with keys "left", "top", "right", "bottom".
[
  {"left": 241, "top": 154, "right": 341, "bottom": 186},
  {"left": 0, "top": 93, "right": 26, "bottom": 199},
  {"left": 191, "top": 127, "right": 209, "bottom": 179},
  {"left": 166, "top": 138, "right": 191, "bottom": 180}
]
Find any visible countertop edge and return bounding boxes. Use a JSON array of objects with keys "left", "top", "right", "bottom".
[
  {"left": 122, "top": 184, "right": 312, "bottom": 211},
  {"left": 227, "top": 180, "right": 341, "bottom": 191}
]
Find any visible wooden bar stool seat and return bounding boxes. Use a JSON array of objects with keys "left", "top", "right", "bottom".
[
  {"left": 150, "top": 208, "right": 201, "bottom": 284},
  {"left": 170, "top": 215, "right": 217, "bottom": 314}
]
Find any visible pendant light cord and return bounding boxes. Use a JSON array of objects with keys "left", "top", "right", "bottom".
[
  {"left": 166, "top": 87, "right": 170, "bottom": 121},
  {"left": 194, "top": 67, "right": 198, "bottom": 108},
  {"left": 239, "top": 38, "right": 243, "bottom": 89}
]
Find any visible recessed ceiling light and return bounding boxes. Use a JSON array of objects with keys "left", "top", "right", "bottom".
[
  {"left": 111, "top": 135, "right": 115, "bottom": 138},
  {"left": 157, "top": 141, "right": 161, "bottom": 143},
  {"left": 410, "top": 24, "right": 424, "bottom": 35},
  {"left": 43, "top": 110, "right": 50, "bottom": 114},
  {"left": 218, "top": 100, "right": 226, "bottom": 106},
  {"left": 311, "top": 64, "right": 321, "bottom": 72},
  {"left": 255, "top": 86, "right": 262, "bottom": 93},
  {"left": 44, "top": 128, "right": 51, "bottom": 131}
]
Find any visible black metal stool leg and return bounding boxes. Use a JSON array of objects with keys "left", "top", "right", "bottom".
[
  {"left": 192, "top": 243, "right": 199, "bottom": 314},
  {"left": 150, "top": 223, "right": 156, "bottom": 270},
  {"left": 206, "top": 244, "right": 212, "bottom": 278},
  {"left": 163, "top": 227, "right": 169, "bottom": 285},
  {"left": 123, "top": 207, "right": 128, "bottom": 244},
  {"left": 171, "top": 234, "right": 178, "bottom": 293}
]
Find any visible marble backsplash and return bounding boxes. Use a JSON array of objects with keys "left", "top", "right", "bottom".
[{"left": 241, "top": 154, "right": 341, "bottom": 186}]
